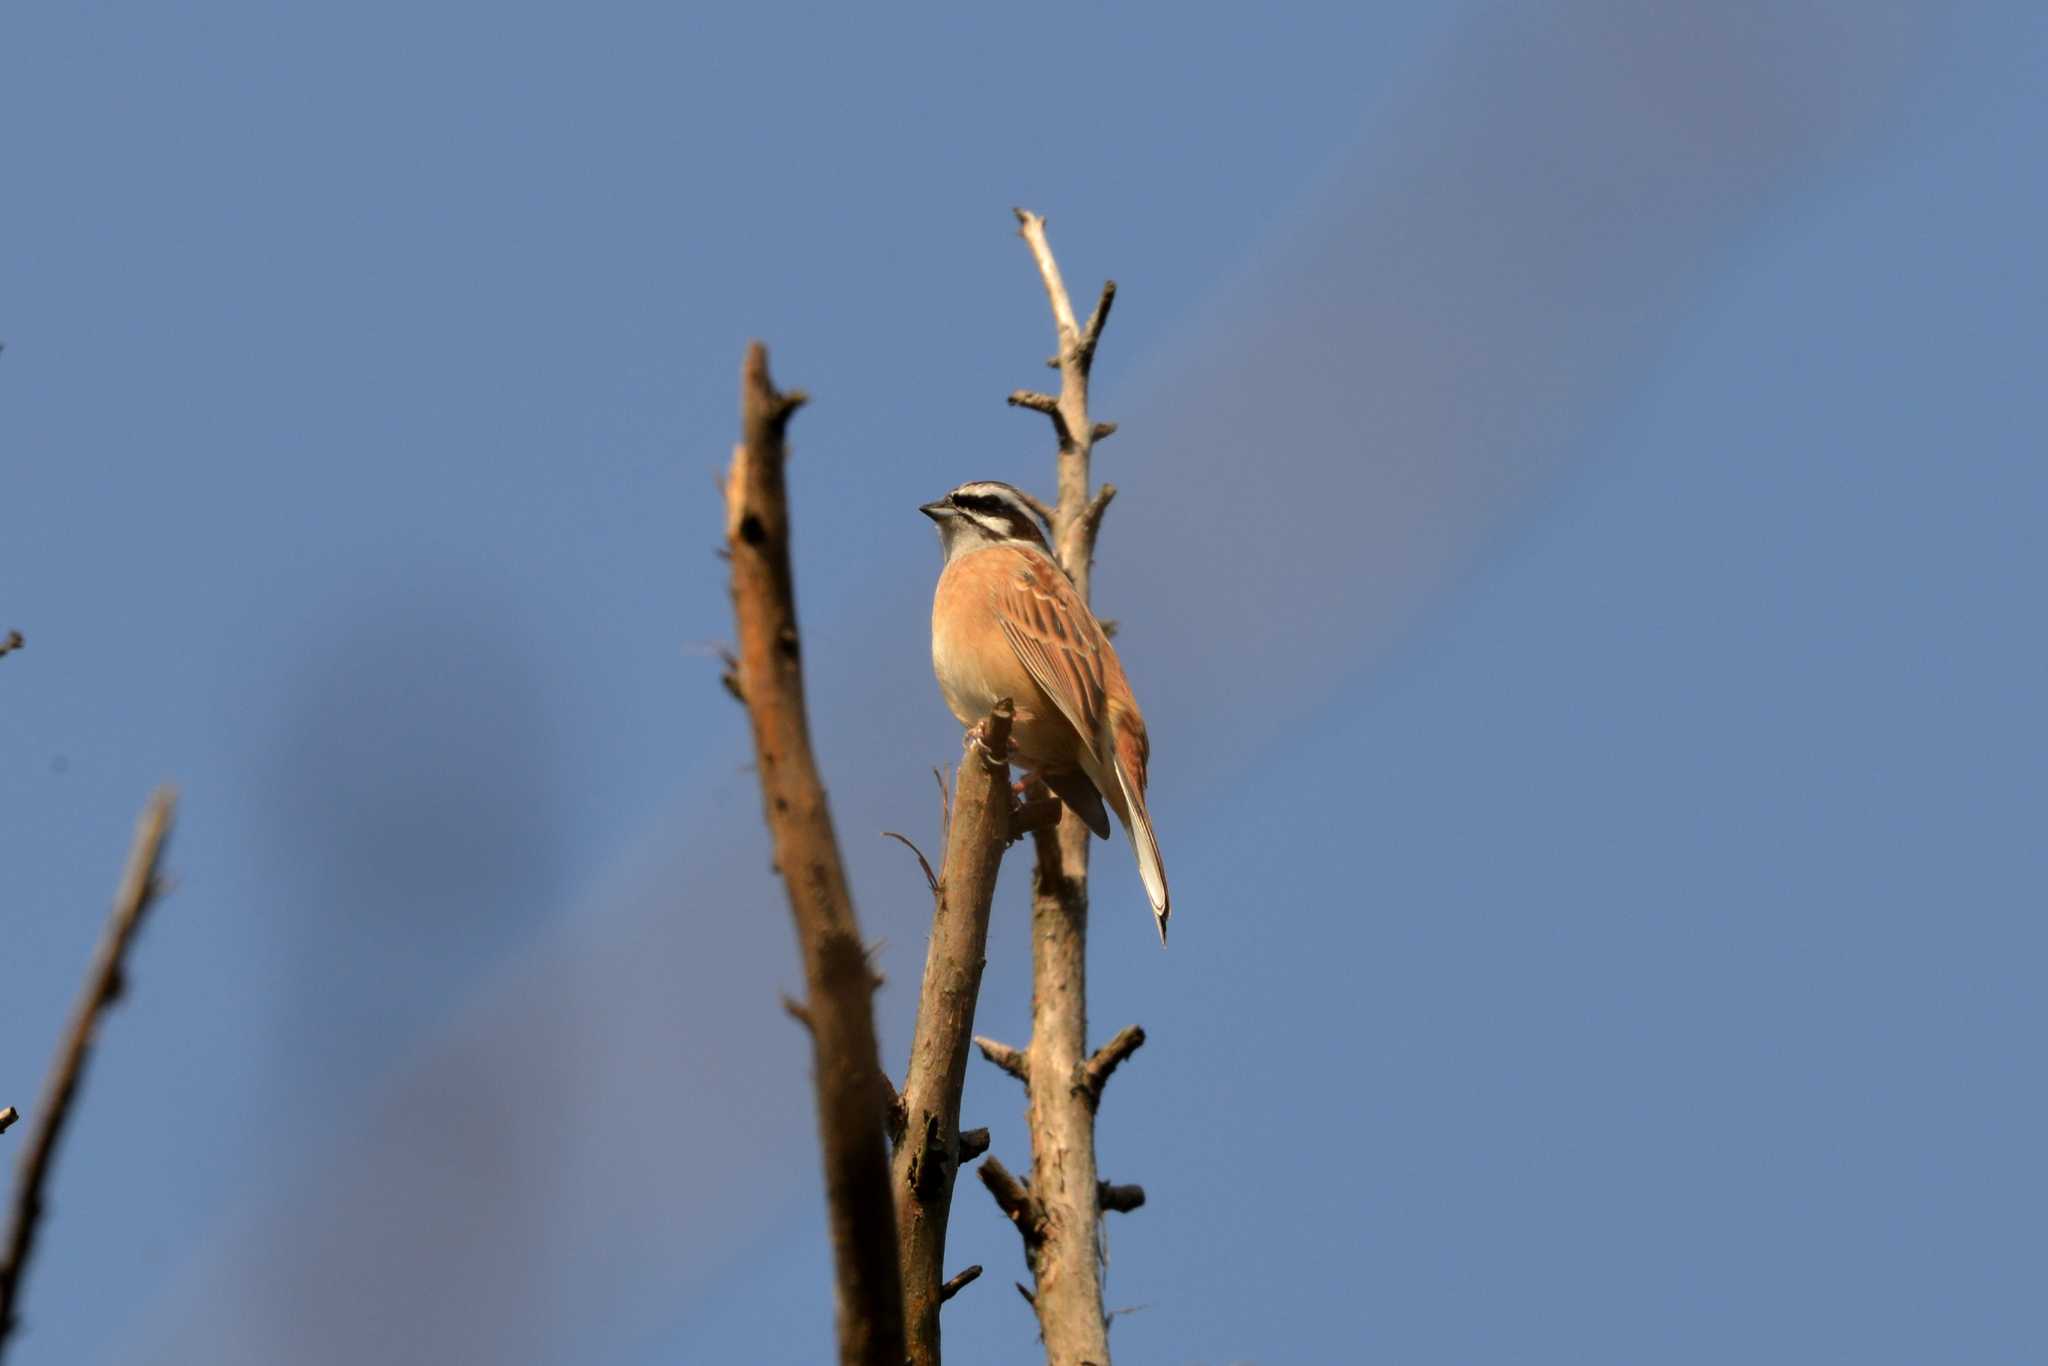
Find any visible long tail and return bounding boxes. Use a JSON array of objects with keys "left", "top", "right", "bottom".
[{"left": 1110, "top": 751, "right": 1170, "bottom": 944}]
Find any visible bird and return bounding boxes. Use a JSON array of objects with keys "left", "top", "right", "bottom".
[{"left": 922, "top": 479, "right": 1170, "bottom": 942}]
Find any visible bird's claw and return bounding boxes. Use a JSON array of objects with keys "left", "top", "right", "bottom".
[{"left": 966, "top": 721, "right": 1009, "bottom": 773}]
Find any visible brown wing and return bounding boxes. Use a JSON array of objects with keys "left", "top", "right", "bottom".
[{"left": 993, "top": 549, "right": 1109, "bottom": 764}]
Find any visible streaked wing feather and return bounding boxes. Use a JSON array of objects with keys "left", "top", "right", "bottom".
[{"left": 995, "top": 557, "right": 1108, "bottom": 763}]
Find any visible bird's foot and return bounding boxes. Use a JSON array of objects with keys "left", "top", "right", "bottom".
[{"left": 966, "top": 721, "right": 1010, "bottom": 773}]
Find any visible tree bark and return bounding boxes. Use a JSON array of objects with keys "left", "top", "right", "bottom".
[
  {"left": 893, "top": 702, "right": 1019, "bottom": 1364},
  {"left": 722, "top": 343, "right": 905, "bottom": 1366},
  {"left": 982, "top": 208, "right": 1147, "bottom": 1365}
]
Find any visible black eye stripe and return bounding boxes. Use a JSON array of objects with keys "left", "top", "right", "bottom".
[{"left": 940, "top": 484, "right": 1047, "bottom": 548}]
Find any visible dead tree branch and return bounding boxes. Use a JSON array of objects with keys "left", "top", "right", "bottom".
[
  {"left": 1078, "top": 1025, "right": 1146, "bottom": 1110},
  {"left": 0, "top": 631, "right": 21, "bottom": 660},
  {"left": 972, "top": 1036, "right": 1030, "bottom": 1085},
  {"left": 722, "top": 342, "right": 905, "bottom": 1366},
  {"left": 0, "top": 787, "right": 176, "bottom": 1355},
  {"left": 984, "top": 207, "right": 1147, "bottom": 1364},
  {"left": 939, "top": 1265, "right": 983, "bottom": 1302},
  {"left": 0, "top": 1112, "right": 15, "bottom": 1137},
  {"left": 1098, "top": 1182, "right": 1146, "bottom": 1214},
  {"left": 977, "top": 1156, "right": 1043, "bottom": 1245},
  {"left": 893, "top": 701, "right": 1022, "bottom": 1365}
]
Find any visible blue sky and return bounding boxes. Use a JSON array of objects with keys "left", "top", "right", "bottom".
[{"left": 3, "top": 3, "right": 2042, "bottom": 1362}]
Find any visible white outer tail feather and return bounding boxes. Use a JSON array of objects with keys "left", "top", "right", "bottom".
[{"left": 1112, "top": 755, "right": 1170, "bottom": 944}]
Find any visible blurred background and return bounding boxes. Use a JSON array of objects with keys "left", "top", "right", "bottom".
[{"left": 3, "top": 2, "right": 2043, "bottom": 1362}]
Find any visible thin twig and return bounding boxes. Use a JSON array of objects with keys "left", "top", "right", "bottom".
[
  {"left": 973, "top": 1036, "right": 1030, "bottom": 1085},
  {"left": 1080, "top": 483, "right": 1118, "bottom": 540},
  {"left": 881, "top": 831, "right": 940, "bottom": 897},
  {"left": 1078, "top": 1025, "right": 1146, "bottom": 1109},
  {"left": 1008, "top": 390, "right": 1073, "bottom": 449},
  {"left": 1078, "top": 280, "right": 1117, "bottom": 362},
  {"left": 977, "top": 1156, "right": 1042, "bottom": 1246},
  {"left": 0, "top": 631, "right": 21, "bottom": 660},
  {"left": 0, "top": 1112, "right": 14, "bottom": 1137},
  {"left": 939, "top": 1265, "right": 983, "bottom": 1303},
  {"left": 1007, "top": 390, "right": 1060, "bottom": 416},
  {"left": 0, "top": 787, "right": 176, "bottom": 1353},
  {"left": 1098, "top": 1182, "right": 1146, "bottom": 1214}
]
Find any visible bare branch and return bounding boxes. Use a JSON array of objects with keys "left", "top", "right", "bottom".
[
  {"left": 1078, "top": 1025, "right": 1146, "bottom": 1109},
  {"left": 1098, "top": 1182, "right": 1146, "bottom": 1214},
  {"left": 957, "top": 1127, "right": 990, "bottom": 1162},
  {"left": 973, "top": 1036, "right": 1030, "bottom": 1085},
  {"left": 0, "top": 631, "right": 21, "bottom": 660},
  {"left": 1007, "top": 389, "right": 1060, "bottom": 416},
  {"left": 0, "top": 1111, "right": 15, "bottom": 1136},
  {"left": 1014, "top": 207, "right": 1081, "bottom": 344},
  {"left": 939, "top": 1265, "right": 983, "bottom": 1303},
  {"left": 1008, "top": 389, "right": 1074, "bottom": 449},
  {"left": 893, "top": 700, "right": 1021, "bottom": 1364},
  {"left": 1005, "top": 207, "right": 1140, "bottom": 1364},
  {"left": 1, "top": 787, "right": 176, "bottom": 1352},
  {"left": 723, "top": 342, "right": 904, "bottom": 1366},
  {"left": 1081, "top": 483, "right": 1118, "bottom": 540},
  {"left": 1090, "top": 421, "right": 1119, "bottom": 443},
  {"left": 977, "top": 1156, "right": 1042, "bottom": 1246},
  {"left": 1079, "top": 280, "right": 1117, "bottom": 359}
]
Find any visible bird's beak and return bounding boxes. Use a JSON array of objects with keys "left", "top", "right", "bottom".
[{"left": 919, "top": 501, "right": 954, "bottom": 521}]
